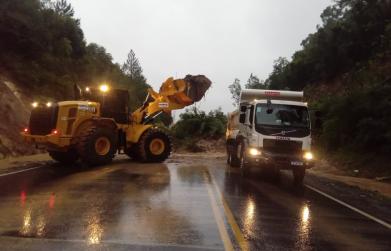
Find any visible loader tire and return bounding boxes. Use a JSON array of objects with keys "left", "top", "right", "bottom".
[
  {"left": 77, "top": 126, "right": 117, "bottom": 166},
  {"left": 48, "top": 149, "right": 79, "bottom": 165},
  {"left": 138, "top": 128, "right": 172, "bottom": 163}
]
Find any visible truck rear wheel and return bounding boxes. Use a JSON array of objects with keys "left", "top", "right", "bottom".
[
  {"left": 138, "top": 128, "right": 172, "bottom": 162},
  {"left": 77, "top": 126, "right": 117, "bottom": 166},
  {"left": 48, "top": 149, "right": 79, "bottom": 165},
  {"left": 293, "top": 167, "right": 306, "bottom": 185}
]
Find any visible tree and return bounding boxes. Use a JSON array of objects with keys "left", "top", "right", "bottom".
[
  {"left": 172, "top": 107, "right": 227, "bottom": 139},
  {"left": 53, "top": 0, "right": 74, "bottom": 17},
  {"left": 267, "top": 57, "right": 290, "bottom": 89},
  {"left": 122, "top": 49, "right": 143, "bottom": 80},
  {"left": 228, "top": 78, "right": 241, "bottom": 107},
  {"left": 0, "top": 0, "right": 149, "bottom": 105},
  {"left": 120, "top": 49, "right": 148, "bottom": 108},
  {"left": 245, "top": 73, "right": 267, "bottom": 89}
]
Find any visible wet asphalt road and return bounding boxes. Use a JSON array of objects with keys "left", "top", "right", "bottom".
[{"left": 0, "top": 155, "right": 390, "bottom": 251}]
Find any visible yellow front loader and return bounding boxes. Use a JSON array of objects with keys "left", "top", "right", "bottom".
[{"left": 21, "top": 75, "right": 211, "bottom": 166}]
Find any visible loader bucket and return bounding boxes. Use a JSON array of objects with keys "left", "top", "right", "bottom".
[{"left": 158, "top": 75, "right": 212, "bottom": 107}]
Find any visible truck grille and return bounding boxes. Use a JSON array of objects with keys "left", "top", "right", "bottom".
[
  {"left": 255, "top": 125, "right": 310, "bottom": 137},
  {"left": 29, "top": 105, "right": 58, "bottom": 135},
  {"left": 263, "top": 139, "right": 302, "bottom": 154}
]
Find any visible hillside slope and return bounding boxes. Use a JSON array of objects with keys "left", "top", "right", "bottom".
[{"left": 0, "top": 77, "right": 36, "bottom": 158}]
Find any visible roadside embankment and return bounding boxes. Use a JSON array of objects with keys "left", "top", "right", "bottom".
[{"left": 0, "top": 77, "right": 37, "bottom": 159}]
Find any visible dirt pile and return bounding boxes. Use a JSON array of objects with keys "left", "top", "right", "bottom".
[
  {"left": 183, "top": 75, "right": 212, "bottom": 102},
  {"left": 175, "top": 138, "right": 226, "bottom": 153},
  {"left": 0, "top": 77, "right": 36, "bottom": 158}
]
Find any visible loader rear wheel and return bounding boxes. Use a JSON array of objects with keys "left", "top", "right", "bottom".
[
  {"left": 48, "top": 149, "right": 79, "bottom": 165},
  {"left": 77, "top": 126, "right": 117, "bottom": 166},
  {"left": 138, "top": 129, "right": 172, "bottom": 162}
]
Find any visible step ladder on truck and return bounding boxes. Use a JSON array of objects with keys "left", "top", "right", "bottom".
[{"left": 226, "top": 89, "right": 314, "bottom": 184}]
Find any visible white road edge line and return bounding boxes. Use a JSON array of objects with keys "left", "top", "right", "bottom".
[
  {"left": 0, "top": 166, "right": 44, "bottom": 177},
  {"left": 305, "top": 184, "right": 391, "bottom": 229}
]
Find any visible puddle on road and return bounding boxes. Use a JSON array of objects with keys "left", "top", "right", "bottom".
[{"left": 0, "top": 161, "right": 222, "bottom": 249}]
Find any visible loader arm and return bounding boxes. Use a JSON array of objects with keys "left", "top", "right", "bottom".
[{"left": 131, "top": 75, "right": 211, "bottom": 124}]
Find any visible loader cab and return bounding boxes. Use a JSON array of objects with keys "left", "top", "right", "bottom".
[{"left": 82, "top": 88, "right": 130, "bottom": 124}]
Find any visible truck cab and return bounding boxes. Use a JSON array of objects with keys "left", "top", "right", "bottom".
[{"left": 226, "top": 89, "right": 314, "bottom": 184}]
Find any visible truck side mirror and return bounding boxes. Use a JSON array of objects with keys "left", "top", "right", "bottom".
[
  {"left": 239, "top": 113, "right": 246, "bottom": 123},
  {"left": 240, "top": 106, "right": 247, "bottom": 113}
]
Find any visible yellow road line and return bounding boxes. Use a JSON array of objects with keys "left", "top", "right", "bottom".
[
  {"left": 209, "top": 170, "right": 249, "bottom": 251},
  {"left": 203, "top": 173, "right": 234, "bottom": 251}
]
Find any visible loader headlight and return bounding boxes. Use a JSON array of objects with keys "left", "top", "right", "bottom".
[
  {"left": 46, "top": 102, "right": 52, "bottom": 107},
  {"left": 99, "top": 84, "right": 109, "bottom": 93},
  {"left": 303, "top": 152, "right": 313, "bottom": 161},
  {"left": 31, "top": 102, "right": 38, "bottom": 108},
  {"left": 248, "top": 148, "right": 262, "bottom": 156}
]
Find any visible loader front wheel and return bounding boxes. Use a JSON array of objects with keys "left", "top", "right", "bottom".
[
  {"left": 77, "top": 126, "right": 117, "bottom": 166},
  {"left": 48, "top": 149, "right": 79, "bottom": 165},
  {"left": 138, "top": 129, "right": 172, "bottom": 162}
]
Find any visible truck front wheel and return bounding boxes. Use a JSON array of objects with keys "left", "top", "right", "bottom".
[
  {"left": 238, "top": 141, "right": 249, "bottom": 175},
  {"left": 226, "top": 141, "right": 239, "bottom": 167},
  {"left": 77, "top": 126, "right": 117, "bottom": 166},
  {"left": 138, "top": 128, "right": 172, "bottom": 162},
  {"left": 293, "top": 167, "right": 306, "bottom": 185}
]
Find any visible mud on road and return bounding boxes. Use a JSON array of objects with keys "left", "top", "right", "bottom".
[{"left": 0, "top": 153, "right": 390, "bottom": 251}]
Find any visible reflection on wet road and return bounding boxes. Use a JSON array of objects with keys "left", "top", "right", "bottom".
[{"left": 0, "top": 155, "right": 390, "bottom": 250}]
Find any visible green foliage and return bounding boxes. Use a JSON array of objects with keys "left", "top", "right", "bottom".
[
  {"left": 267, "top": 0, "right": 391, "bottom": 90},
  {"left": 316, "top": 78, "right": 391, "bottom": 154},
  {"left": 229, "top": 73, "right": 269, "bottom": 107},
  {"left": 245, "top": 73, "right": 268, "bottom": 89},
  {"left": 172, "top": 107, "right": 227, "bottom": 140},
  {"left": 262, "top": 0, "right": 391, "bottom": 159},
  {"left": 266, "top": 57, "right": 289, "bottom": 90},
  {"left": 0, "top": 0, "right": 148, "bottom": 110}
]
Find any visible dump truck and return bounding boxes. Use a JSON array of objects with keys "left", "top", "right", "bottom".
[
  {"left": 226, "top": 89, "right": 314, "bottom": 184},
  {"left": 21, "top": 75, "right": 211, "bottom": 165}
]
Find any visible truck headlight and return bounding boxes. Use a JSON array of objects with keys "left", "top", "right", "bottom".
[
  {"left": 99, "top": 84, "right": 109, "bottom": 93},
  {"left": 303, "top": 152, "right": 313, "bottom": 160},
  {"left": 249, "top": 148, "right": 262, "bottom": 156}
]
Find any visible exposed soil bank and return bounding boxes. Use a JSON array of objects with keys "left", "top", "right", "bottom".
[{"left": 0, "top": 77, "right": 37, "bottom": 158}]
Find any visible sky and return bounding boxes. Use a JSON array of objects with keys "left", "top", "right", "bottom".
[{"left": 69, "top": 0, "right": 333, "bottom": 117}]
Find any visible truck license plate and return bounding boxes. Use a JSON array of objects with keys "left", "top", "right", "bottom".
[{"left": 291, "top": 161, "right": 303, "bottom": 166}]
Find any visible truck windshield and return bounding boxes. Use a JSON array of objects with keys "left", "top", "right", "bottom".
[{"left": 255, "top": 104, "right": 309, "bottom": 128}]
